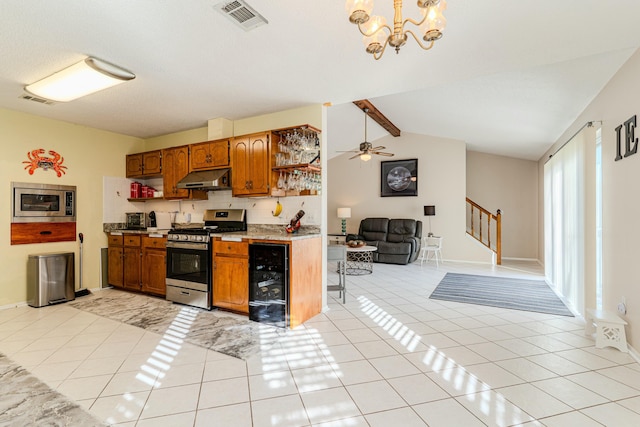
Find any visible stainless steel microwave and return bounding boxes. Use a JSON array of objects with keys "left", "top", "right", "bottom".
[{"left": 12, "top": 182, "right": 76, "bottom": 223}]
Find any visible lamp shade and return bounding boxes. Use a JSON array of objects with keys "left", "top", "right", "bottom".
[
  {"left": 337, "top": 207, "right": 352, "bottom": 219},
  {"left": 424, "top": 205, "right": 436, "bottom": 216},
  {"left": 25, "top": 57, "right": 135, "bottom": 102}
]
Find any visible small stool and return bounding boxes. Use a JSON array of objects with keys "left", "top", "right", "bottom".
[{"left": 585, "top": 309, "right": 628, "bottom": 353}]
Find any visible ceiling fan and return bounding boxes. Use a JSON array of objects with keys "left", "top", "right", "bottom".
[{"left": 344, "top": 108, "right": 394, "bottom": 161}]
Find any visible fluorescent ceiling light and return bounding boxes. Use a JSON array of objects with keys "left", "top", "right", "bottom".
[{"left": 25, "top": 57, "right": 135, "bottom": 102}]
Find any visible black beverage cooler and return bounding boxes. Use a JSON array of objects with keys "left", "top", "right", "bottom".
[{"left": 249, "top": 243, "right": 289, "bottom": 328}]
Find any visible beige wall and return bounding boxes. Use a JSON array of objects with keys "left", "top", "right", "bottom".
[
  {"left": 328, "top": 132, "right": 491, "bottom": 263},
  {"left": 0, "top": 109, "right": 142, "bottom": 306},
  {"left": 538, "top": 48, "right": 640, "bottom": 349},
  {"left": 466, "top": 151, "right": 538, "bottom": 260}
]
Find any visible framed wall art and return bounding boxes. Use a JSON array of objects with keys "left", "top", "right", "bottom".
[{"left": 381, "top": 159, "right": 418, "bottom": 197}]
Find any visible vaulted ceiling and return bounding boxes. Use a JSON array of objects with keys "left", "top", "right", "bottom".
[{"left": 1, "top": 1, "right": 639, "bottom": 161}]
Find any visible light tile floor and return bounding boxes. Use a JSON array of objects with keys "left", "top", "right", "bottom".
[{"left": 1, "top": 260, "right": 639, "bottom": 426}]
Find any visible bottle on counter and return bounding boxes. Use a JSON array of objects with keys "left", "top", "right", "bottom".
[{"left": 286, "top": 210, "right": 305, "bottom": 233}]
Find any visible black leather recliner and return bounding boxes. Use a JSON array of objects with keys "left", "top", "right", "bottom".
[{"left": 347, "top": 217, "right": 422, "bottom": 265}]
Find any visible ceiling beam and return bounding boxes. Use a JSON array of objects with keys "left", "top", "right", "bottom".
[{"left": 352, "top": 99, "right": 401, "bottom": 137}]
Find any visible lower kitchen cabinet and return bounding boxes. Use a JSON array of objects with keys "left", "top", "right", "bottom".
[
  {"left": 107, "top": 235, "right": 124, "bottom": 287},
  {"left": 141, "top": 236, "right": 167, "bottom": 296},
  {"left": 123, "top": 235, "right": 142, "bottom": 291},
  {"left": 212, "top": 236, "right": 321, "bottom": 327},
  {"left": 108, "top": 233, "right": 166, "bottom": 296},
  {"left": 212, "top": 240, "right": 249, "bottom": 314}
]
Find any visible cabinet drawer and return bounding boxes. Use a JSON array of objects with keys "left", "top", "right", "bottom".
[
  {"left": 108, "top": 235, "right": 124, "bottom": 246},
  {"left": 213, "top": 240, "right": 248, "bottom": 256},
  {"left": 11, "top": 222, "right": 76, "bottom": 245},
  {"left": 124, "top": 235, "right": 141, "bottom": 247},
  {"left": 143, "top": 235, "right": 166, "bottom": 249}
]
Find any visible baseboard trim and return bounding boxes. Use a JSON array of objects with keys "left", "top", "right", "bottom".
[
  {"left": 502, "top": 257, "right": 543, "bottom": 265},
  {"left": 0, "top": 301, "right": 27, "bottom": 311},
  {"left": 629, "top": 345, "right": 640, "bottom": 363}
]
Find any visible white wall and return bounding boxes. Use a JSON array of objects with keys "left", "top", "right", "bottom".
[
  {"left": 539, "top": 48, "right": 640, "bottom": 348},
  {"left": 467, "top": 151, "right": 538, "bottom": 260},
  {"left": 328, "top": 132, "right": 491, "bottom": 263}
]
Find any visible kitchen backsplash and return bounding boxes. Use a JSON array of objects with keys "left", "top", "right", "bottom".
[{"left": 103, "top": 176, "right": 320, "bottom": 226}]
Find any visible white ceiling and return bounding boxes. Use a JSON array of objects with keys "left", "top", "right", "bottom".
[{"left": 1, "top": 1, "right": 639, "bottom": 161}]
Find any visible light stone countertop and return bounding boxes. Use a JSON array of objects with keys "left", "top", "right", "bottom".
[{"left": 103, "top": 223, "right": 320, "bottom": 241}]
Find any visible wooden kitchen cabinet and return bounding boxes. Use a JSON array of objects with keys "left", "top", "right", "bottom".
[
  {"left": 162, "top": 145, "right": 206, "bottom": 200},
  {"left": 126, "top": 150, "right": 162, "bottom": 178},
  {"left": 213, "top": 240, "right": 249, "bottom": 313},
  {"left": 211, "top": 236, "right": 322, "bottom": 327},
  {"left": 190, "top": 139, "right": 230, "bottom": 170},
  {"left": 108, "top": 233, "right": 167, "bottom": 295},
  {"left": 107, "top": 234, "right": 124, "bottom": 288},
  {"left": 162, "top": 145, "right": 190, "bottom": 199},
  {"left": 123, "top": 235, "right": 142, "bottom": 291},
  {"left": 141, "top": 236, "right": 167, "bottom": 296},
  {"left": 230, "top": 132, "right": 270, "bottom": 196}
]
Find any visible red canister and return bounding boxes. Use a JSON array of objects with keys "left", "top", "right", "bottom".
[
  {"left": 141, "top": 185, "right": 149, "bottom": 198},
  {"left": 130, "top": 182, "right": 141, "bottom": 198}
]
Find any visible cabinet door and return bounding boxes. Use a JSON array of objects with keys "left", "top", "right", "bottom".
[
  {"left": 210, "top": 140, "right": 230, "bottom": 167},
  {"left": 123, "top": 247, "right": 141, "bottom": 290},
  {"left": 190, "top": 142, "right": 210, "bottom": 170},
  {"left": 231, "top": 137, "right": 250, "bottom": 195},
  {"left": 107, "top": 246, "right": 123, "bottom": 287},
  {"left": 142, "top": 248, "right": 166, "bottom": 296},
  {"left": 126, "top": 154, "right": 143, "bottom": 178},
  {"left": 142, "top": 150, "right": 162, "bottom": 176},
  {"left": 163, "top": 146, "right": 190, "bottom": 199},
  {"left": 231, "top": 133, "right": 269, "bottom": 196},
  {"left": 162, "top": 148, "right": 176, "bottom": 197},
  {"left": 213, "top": 255, "right": 249, "bottom": 313},
  {"left": 248, "top": 134, "right": 270, "bottom": 195}
]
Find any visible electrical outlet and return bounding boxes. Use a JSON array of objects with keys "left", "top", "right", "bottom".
[{"left": 618, "top": 302, "right": 627, "bottom": 315}]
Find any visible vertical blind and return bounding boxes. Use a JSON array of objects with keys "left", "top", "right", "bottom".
[{"left": 544, "top": 126, "right": 596, "bottom": 316}]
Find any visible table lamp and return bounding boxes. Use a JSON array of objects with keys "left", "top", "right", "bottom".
[
  {"left": 337, "top": 207, "right": 351, "bottom": 235},
  {"left": 424, "top": 205, "right": 435, "bottom": 236}
]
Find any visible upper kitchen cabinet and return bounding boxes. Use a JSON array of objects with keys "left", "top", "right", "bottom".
[
  {"left": 231, "top": 132, "right": 270, "bottom": 197},
  {"left": 190, "top": 139, "right": 230, "bottom": 171},
  {"left": 162, "top": 145, "right": 191, "bottom": 199},
  {"left": 126, "top": 150, "right": 162, "bottom": 178}
]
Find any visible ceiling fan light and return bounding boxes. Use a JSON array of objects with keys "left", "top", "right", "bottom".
[{"left": 360, "top": 153, "right": 372, "bottom": 161}]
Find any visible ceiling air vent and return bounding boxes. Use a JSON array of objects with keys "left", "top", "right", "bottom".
[
  {"left": 19, "top": 94, "right": 55, "bottom": 105},
  {"left": 214, "top": 0, "right": 268, "bottom": 31}
]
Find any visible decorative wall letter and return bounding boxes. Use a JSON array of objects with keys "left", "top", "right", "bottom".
[{"left": 615, "top": 115, "right": 638, "bottom": 162}]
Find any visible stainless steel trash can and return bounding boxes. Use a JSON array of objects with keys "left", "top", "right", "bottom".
[{"left": 27, "top": 252, "right": 75, "bottom": 308}]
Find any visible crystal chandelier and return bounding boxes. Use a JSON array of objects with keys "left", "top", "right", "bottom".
[{"left": 345, "top": 0, "right": 447, "bottom": 60}]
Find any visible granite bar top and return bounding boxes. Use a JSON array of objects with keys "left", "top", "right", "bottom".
[{"left": 103, "top": 223, "right": 320, "bottom": 241}]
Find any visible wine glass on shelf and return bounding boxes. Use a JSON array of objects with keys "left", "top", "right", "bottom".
[{"left": 277, "top": 171, "right": 285, "bottom": 189}]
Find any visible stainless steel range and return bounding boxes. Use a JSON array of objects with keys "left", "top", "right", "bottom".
[{"left": 165, "top": 209, "right": 247, "bottom": 310}]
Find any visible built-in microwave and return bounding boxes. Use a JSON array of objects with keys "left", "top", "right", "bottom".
[{"left": 12, "top": 182, "right": 76, "bottom": 223}]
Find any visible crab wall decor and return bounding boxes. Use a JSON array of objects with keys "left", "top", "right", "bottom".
[{"left": 23, "top": 149, "right": 67, "bottom": 177}]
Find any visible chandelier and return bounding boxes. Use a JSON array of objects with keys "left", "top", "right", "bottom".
[{"left": 345, "top": 0, "right": 447, "bottom": 60}]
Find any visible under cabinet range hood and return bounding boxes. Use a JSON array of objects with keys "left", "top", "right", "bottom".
[{"left": 176, "top": 169, "right": 231, "bottom": 190}]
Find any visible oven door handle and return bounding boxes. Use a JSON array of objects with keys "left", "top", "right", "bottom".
[{"left": 166, "top": 242, "right": 209, "bottom": 250}]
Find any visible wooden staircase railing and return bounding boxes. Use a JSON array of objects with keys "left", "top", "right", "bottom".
[{"left": 466, "top": 197, "right": 502, "bottom": 265}]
